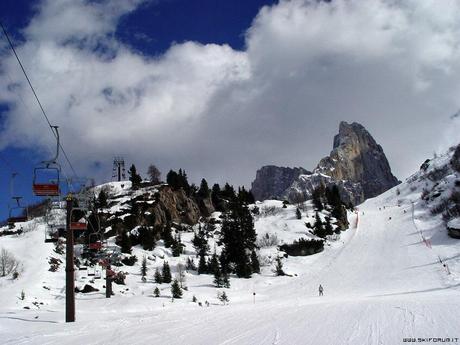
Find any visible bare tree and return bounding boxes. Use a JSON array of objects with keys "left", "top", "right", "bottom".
[
  {"left": 0, "top": 248, "right": 20, "bottom": 277},
  {"left": 147, "top": 164, "right": 162, "bottom": 184},
  {"left": 176, "top": 263, "right": 186, "bottom": 288}
]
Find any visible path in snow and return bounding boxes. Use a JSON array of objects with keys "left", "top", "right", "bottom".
[{"left": 1, "top": 196, "right": 459, "bottom": 344}]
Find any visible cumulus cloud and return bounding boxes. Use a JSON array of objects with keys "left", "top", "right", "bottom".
[{"left": 1, "top": 0, "right": 460, "bottom": 186}]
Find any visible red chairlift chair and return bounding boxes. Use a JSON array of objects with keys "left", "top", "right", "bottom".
[{"left": 32, "top": 126, "right": 61, "bottom": 197}]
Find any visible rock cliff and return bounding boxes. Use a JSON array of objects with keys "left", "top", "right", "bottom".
[
  {"left": 251, "top": 121, "right": 399, "bottom": 205},
  {"left": 251, "top": 166, "right": 310, "bottom": 201}
]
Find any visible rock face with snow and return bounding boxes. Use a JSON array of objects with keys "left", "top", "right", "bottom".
[
  {"left": 316, "top": 121, "right": 399, "bottom": 199},
  {"left": 251, "top": 121, "right": 399, "bottom": 205},
  {"left": 251, "top": 166, "right": 310, "bottom": 201}
]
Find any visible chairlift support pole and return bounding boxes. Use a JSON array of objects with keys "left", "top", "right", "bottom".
[{"left": 65, "top": 194, "right": 75, "bottom": 322}]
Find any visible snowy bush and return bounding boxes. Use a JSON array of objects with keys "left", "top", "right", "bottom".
[
  {"left": 257, "top": 254, "right": 273, "bottom": 267},
  {"left": 257, "top": 233, "right": 280, "bottom": 248},
  {"left": 279, "top": 238, "right": 324, "bottom": 256},
  {"left": 260, "top": 206, "right": 281, "bottom": 216},
  {"left": 0, "top": 248, "right": 20, "bottom": 277}
]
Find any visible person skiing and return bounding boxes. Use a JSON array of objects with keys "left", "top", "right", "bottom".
[{"left": 318, "top": 284, "right": 324, "bottom": 296}]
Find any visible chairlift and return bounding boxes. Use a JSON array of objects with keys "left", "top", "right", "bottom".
[
  {"left": 7, "top": 197, "right": 28, "bottom": 225},
  {"left": 70, "top": 207, "right": 88, "bottom": 231},
  {"left": 33, "top": 126, "right": 61, "bottom": 197},
  {"left": 45, "top": 227, "right": 59, "bottom": 243},
  {"left": 88, "top": 233, "right": 103, "bottom": 251}
]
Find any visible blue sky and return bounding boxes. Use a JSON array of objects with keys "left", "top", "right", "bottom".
[
  {"left": 1, "top": 0, "right": 460, "bottom": 222},
  {"left": 0, "top": 0, "right": 275, "bottom": 220}
]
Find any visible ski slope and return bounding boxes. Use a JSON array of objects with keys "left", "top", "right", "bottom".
[{"left": 1, "top": 187, "right": 459, "bottom": 344}]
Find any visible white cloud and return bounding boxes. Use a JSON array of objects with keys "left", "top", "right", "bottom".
[{"left": 1, "top": 0, "right": 460, "bottom": 186}]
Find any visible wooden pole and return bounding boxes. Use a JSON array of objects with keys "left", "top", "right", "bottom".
[{"left": 65, "top": 194, "right": 75, "bottom": 322}]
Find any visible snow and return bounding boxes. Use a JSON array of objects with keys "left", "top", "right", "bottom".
[{"left": 1, "top": 169, "right": 460, "bottom": 344}]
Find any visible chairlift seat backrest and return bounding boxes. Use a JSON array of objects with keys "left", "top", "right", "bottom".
[{"left": 33, "top": 183, "right": 60, "bottom": 196}]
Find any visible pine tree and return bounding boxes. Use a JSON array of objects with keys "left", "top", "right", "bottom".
[
  {"left": 219, "top": 201, "right": 257, "bottom": 278},
  {"left": 222, "top": 271, "right": 230, "bottom": 288},
  {"left": 250, "top": 250, "right": 260, "bottom": 274},
  {"left": 161, "top": 223, "right": 174, "bottom": 248},
  {"left": 172, "top": 233, "right": 183, "bottom": 257},
  {"left": 162, "top": 261, "right": 172, "bottom": 283},
  {"left": 192, "top": 224, "right": 209, "bottom": 256},
  {"left": 154, "top": 268, "right": 163, "bottom": 284},
  {"left": 313, "top": 212, "right": 326, "bottom": 238},
  {"left": 97, "top": 189, "right": 108, "bottom": 208},
  {"left": 312, "top": 187, "right": 323, "bottom": 211},
  {"left": 198, "top": 252, "right": 207, "bottom": 274},
  {"left": 296, "top": 207, "right": 302, "bottom": 220},
  {"left": 186, "top": 257, "right": 196, "bottom": 271},
  {"left": 128, "top": 164, "right": 142, "bottom": 189},
  {"left": 210, "top": 253, "right": 220, "bottom": 276},
  {"left": 171, "top": 279, "right": 182, "bottom": 299},
  {"left": 166, "top": 170, "right": 180, "bottom": 190},
  {"left": 324, "top": 217, "right": 334, "bottom": 236},
  {"left": 140, "top": 256, "right": 148, "bottom": 282},
  {"left": 197, "top": 178, "right": 210, "bottom": 198},
  {"left": 211, "top": 183, "right": 224, "bottom": 211},
  {"left": 120, "top": 230, "right": 132, "bottom": 254},
  {"left": 274, "top": 257, "right": 285, "bottom": 276},
  {"left": 218, "top": 291, "right": 229, "bottom": 305},
  {"left": 153, "top": 286, "right": 160, "bottom": 297},
  {"left": 213, "top": 268, "right": 223, "bottom": 288}
]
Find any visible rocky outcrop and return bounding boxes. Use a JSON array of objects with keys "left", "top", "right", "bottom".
[
  {"left": 251, "top": 166, "right": 310, "bottom": 201},
  {"left": 285, "top": 173, "right": 364, "bottom": 206},
  {"left": 251, "top": 121, "right": 399, "bottom": 205},
  {"left": 103, "top": 184, "right": 214, "bottom": 239},
  {"left": 315, "top": 122, "right": 399, "bottom": 200}
]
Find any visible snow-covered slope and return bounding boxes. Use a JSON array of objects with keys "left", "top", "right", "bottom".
[{"left": 1, "top": 153, "right": 460, "bottom": 344}]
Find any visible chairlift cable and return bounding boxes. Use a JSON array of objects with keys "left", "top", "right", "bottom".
[{"left": 0, "top": 21, "right": 78, "bottom": 180}]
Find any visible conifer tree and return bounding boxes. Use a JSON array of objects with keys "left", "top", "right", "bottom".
[
  {"left": 166, "top": 170, "right": 180, "bottom": 190},
  {"left": 296, "top": 207, "right": 302, "bottom": 220},
  {"left": 220, "top": 200, "right": 257, "bottom": 278},
  {"left": 97, "top": 189, "right": 108, "bottom": 208},
  {"left": 128, "top": 164, "right": 142, "bottom": 189},
  {"left": 313, "top": 212, "right": 326, "bottom": 238},
  {"left": 222, "top": 271, "right": 230, "bottom": 288},
  {"left": 197, "top": 178, "right": 210, "bottom": 198},
  {"left": 198, "top": 252, "right": 208, "bottom": 274},
  {"left": 218, "top": 291, "right": 229, "bottom": 305},
  {"left": 172, "top": 233, "right": 183, "bottom": 257},
  {"left": 153, "top": 286, "right": 160, "bottom": 297},
  {"left": 171, "top": 279, "right": 182, "bottom": 299},
  {"left": 162, "top": 261, "right": 172, "bottom": 283},
  {"left": 250, "top": 250, "right": 260, "bottom": 274},
  {"left": 161, "top": 223, "right": 174, "bottom": 248},
  {"left": 186, "top": 257, "right": 196, "bottom": 271},
  {"left": 120, "top": 230, "right": 132, "bottom": 254},
  {"left": 324, "top": 217, "right": 334, "bottom": 236},
  {"left": 274, "top": 257, "right": 285, "bottom": 276},
  {"left": 154, "top": 268, "right": 162, "bottom": 284},
  {"left": 140, "top": 256, "right": 148, "bottom": 282},
  {"left": 211, "top": 183, "right": 224, "bottom": 211},
  {"left": 312, "top": 187, "right": 324, "bottom": 211},
  {"left": 213, "top": 267, "right": 223, "bottom": 288},
  {"left": 192, "top": 224, "right": 209, "bottom": 256}
]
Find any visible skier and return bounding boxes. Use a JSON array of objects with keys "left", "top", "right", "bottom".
[{"left": 318, "top": 284, "right": 324, "bottom": 296}]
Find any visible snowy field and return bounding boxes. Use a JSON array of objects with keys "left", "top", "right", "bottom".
[{"left": 1, "top": 175, "right": 460, "bottom": 344}]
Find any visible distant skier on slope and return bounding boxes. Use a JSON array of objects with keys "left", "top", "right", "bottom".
[{"left": 319, "top": 284, "right": 324, "bottom": 296}]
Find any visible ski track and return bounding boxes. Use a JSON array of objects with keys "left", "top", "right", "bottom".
[{"left": 1, "top": 190, "right": 460, "bottom": 344}]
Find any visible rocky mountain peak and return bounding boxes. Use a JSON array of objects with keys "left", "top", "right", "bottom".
[
  {"left": 251, "top": 121, "right": 399, "bottom": 205},
  {"left": 316, "top": 121, "right": 399, "bottom": 199}
]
